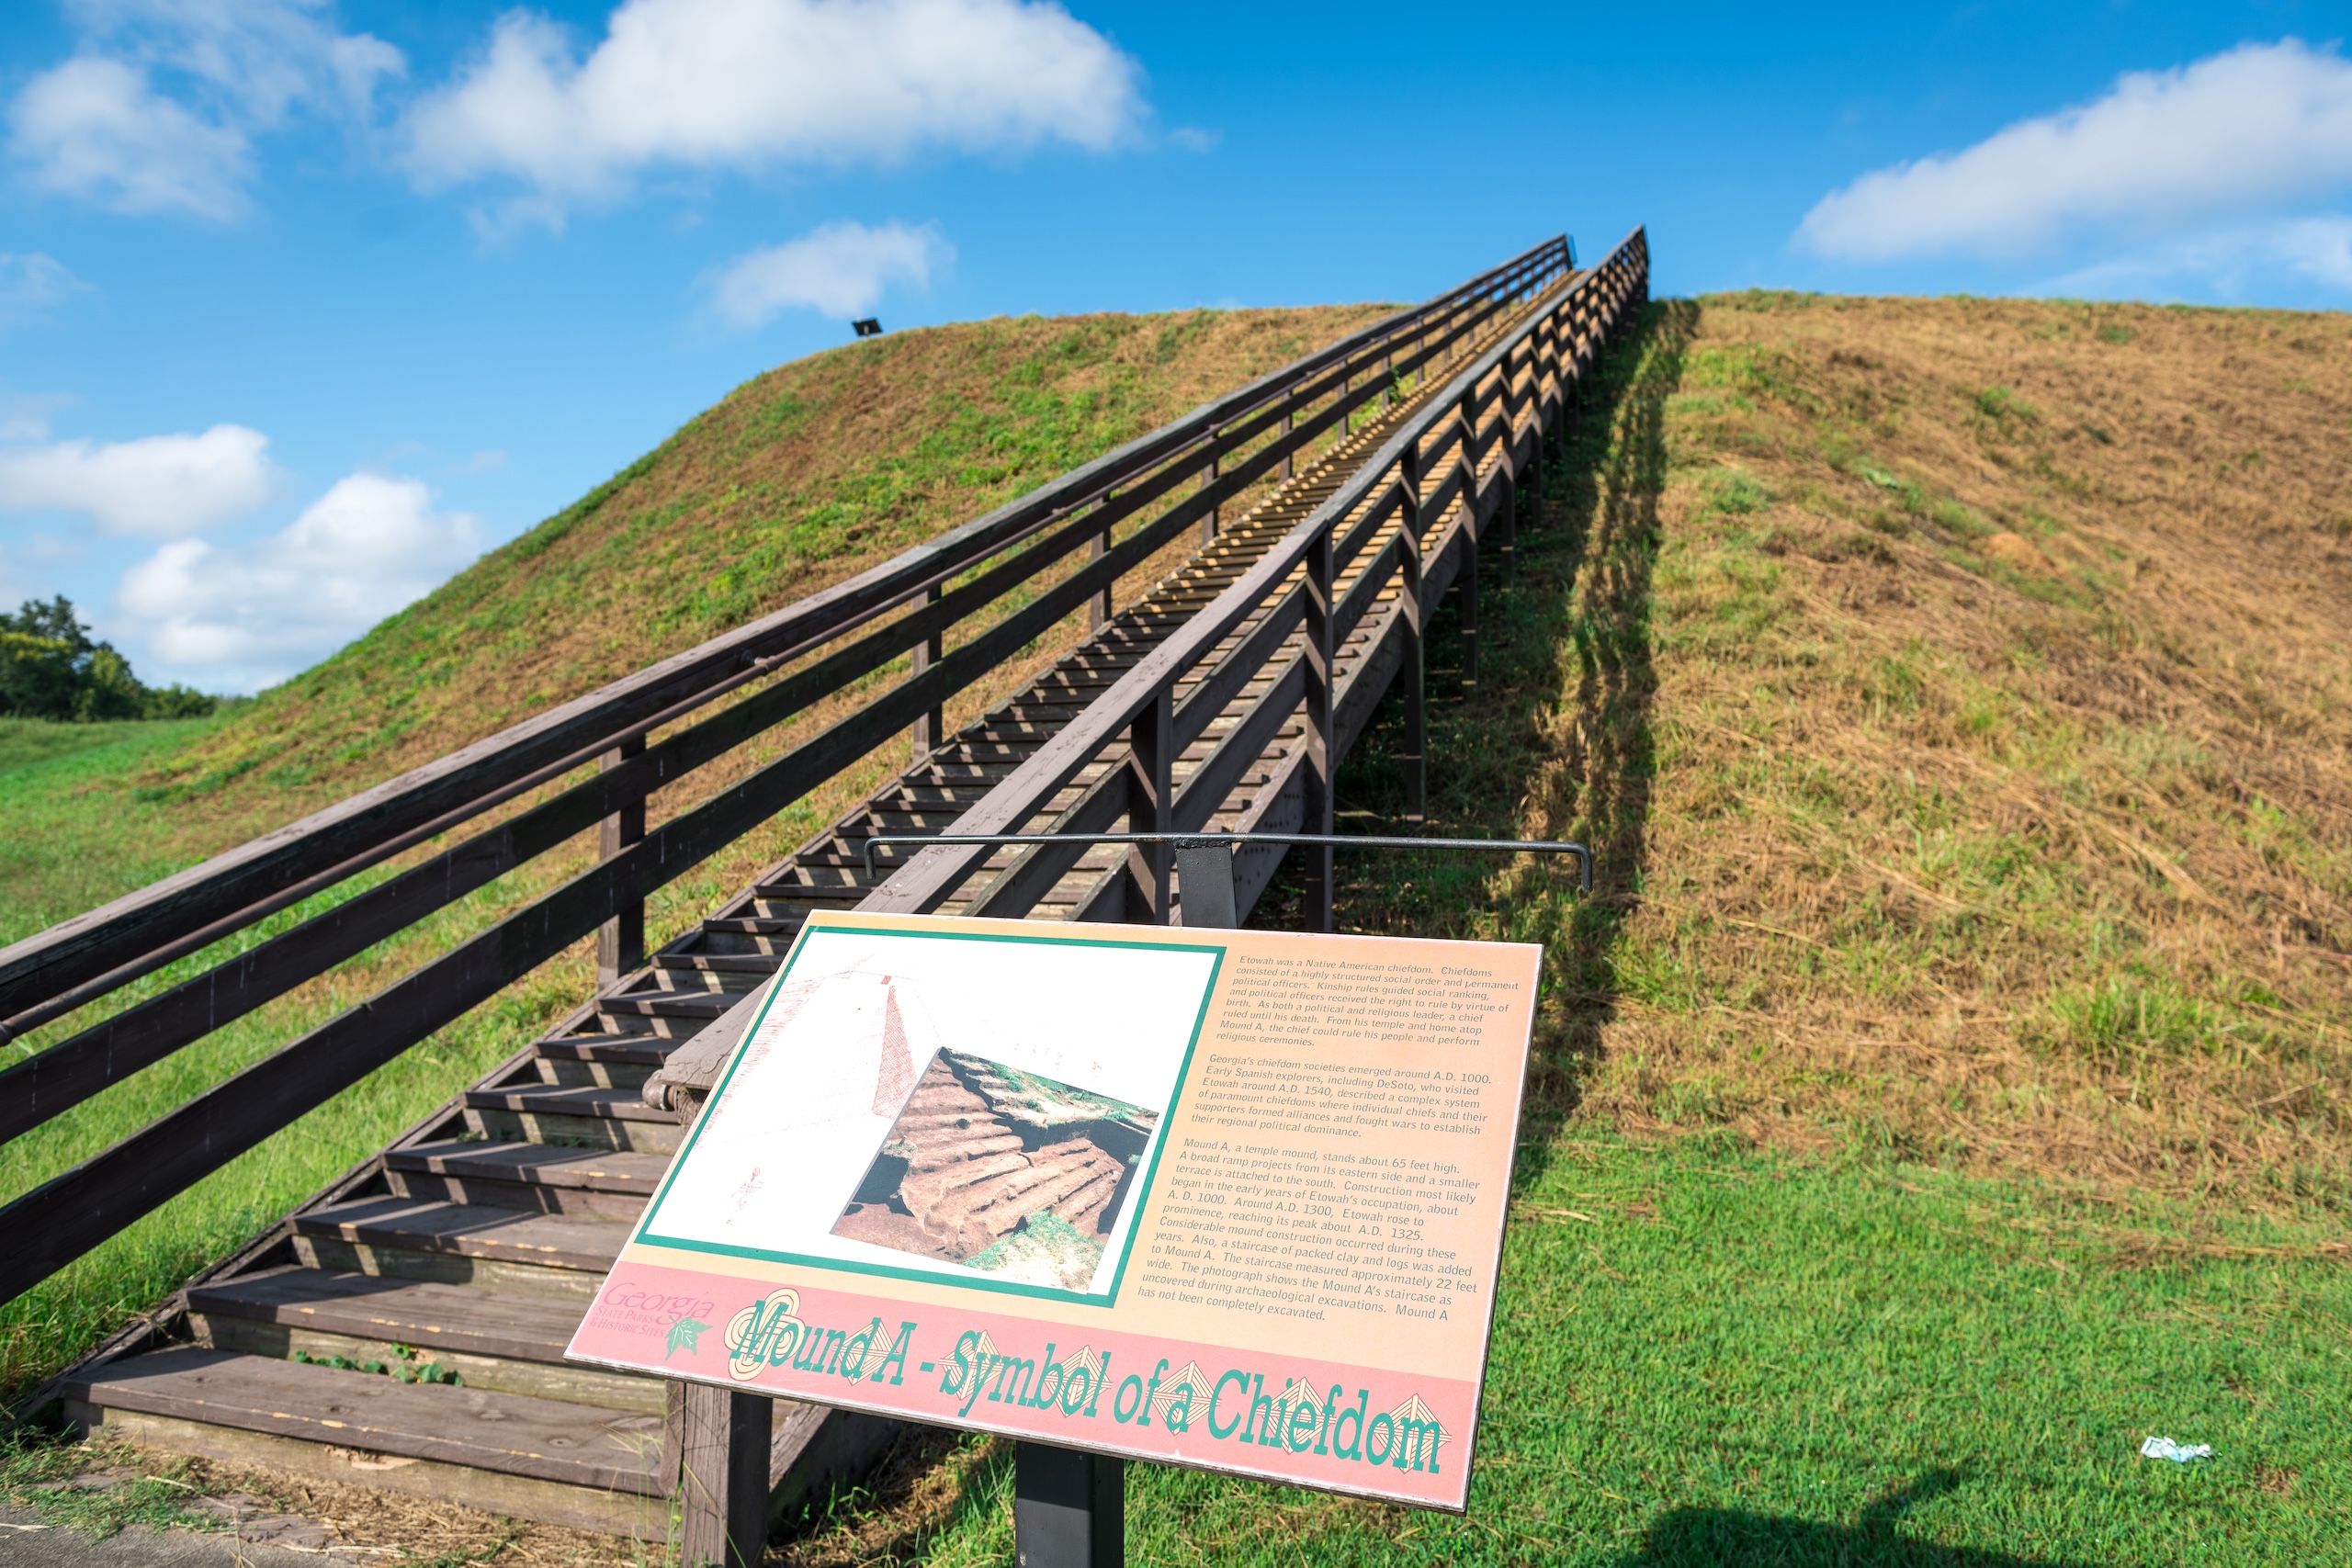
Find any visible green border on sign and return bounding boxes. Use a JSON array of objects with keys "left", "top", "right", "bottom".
[{"left": 633, "top": 914, "right": 1227, "bottom": 1307}]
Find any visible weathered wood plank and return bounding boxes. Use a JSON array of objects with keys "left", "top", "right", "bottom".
[
  {"left": 68, "top": 1403, "right": 678, "bottom": 1537},
  {"left": 293, "top": 1198, "right": 628, "bottom": 1273},
  {"left": 188, "top": 1267, "right": 608, "bottom": 1366},
  {"left": 62, "top": 1347, "right": 665, "bottom": 1494}
]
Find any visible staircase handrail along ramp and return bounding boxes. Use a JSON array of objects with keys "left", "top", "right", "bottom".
[
  {"left": 862, "top": 233, "right": 1650, "bottom": 930},
  {"left": 0, "top": 236, "right": 1580, "bottom": 1311}
]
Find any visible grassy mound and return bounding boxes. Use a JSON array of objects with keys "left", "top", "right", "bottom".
[{"left": 60, "top": 304, "right": 1397, "bottom": 888}]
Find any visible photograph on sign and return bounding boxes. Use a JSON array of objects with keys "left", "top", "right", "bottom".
[{"left": 567, "top": 911, "right": 1541, "bottom": 1511}]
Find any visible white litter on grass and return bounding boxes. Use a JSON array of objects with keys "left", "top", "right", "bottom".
[{"left": 2140, "top": 1435, "right": 2213, "bottom": 1462}]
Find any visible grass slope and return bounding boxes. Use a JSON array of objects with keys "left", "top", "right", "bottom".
[{"left": 136, "top": 305, "right": 1394, "bottom": 854}]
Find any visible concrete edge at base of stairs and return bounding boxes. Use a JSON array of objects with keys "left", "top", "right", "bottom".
[{"left": 0, "top": 1508, "right": 345, "bottom": 1568}]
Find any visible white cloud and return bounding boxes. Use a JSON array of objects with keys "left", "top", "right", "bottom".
[
  {"left": 2038, "top": 214, "right": 2352, "bottom": 300},
  {"left": 1799, "top": 39, "right": 2352, "bottom": 262},
  {"left": 0, "top": 252, "right": 95, "bottom": 327},
  {"left": 11, "top": 55, "right": 254, "bottom": 219},
  {"left": 119, "top": 472, "right": 481, "bottom": 690},
  {"left": 9, "top": 1, "right": 402, "bottom": 220},
  {"left": 404, "top": 0, "right": 1140, "bottom": 221},
  {"left": 707, "top": 220, "right": 949, "bottom": 325},
  {"left": 0, "top": 423, "right": 278, "bottom": 537}
]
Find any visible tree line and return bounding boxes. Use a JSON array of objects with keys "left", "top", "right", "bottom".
[{"left": 0, "top": 597, "right": 217, "bottom": 721}]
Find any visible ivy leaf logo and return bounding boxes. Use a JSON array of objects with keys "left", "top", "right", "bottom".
[{"left": 664, "top": 1314, "right": 712, "bottom": 1361}]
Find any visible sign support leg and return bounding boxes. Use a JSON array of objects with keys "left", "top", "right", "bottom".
[
  {"left": 1013, "top": 1442, "right": 1125, "bottom": 1568},
  {"left": 678, "top": 1383, "right": 770, "bottom": 1568}
]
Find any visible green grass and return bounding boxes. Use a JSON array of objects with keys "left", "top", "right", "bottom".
[
  {"left": 888, "top": 1132, "right": 2348, "bottom": 1567},
  {"left": 0, "top": 1436, "right": 222, "bottom": 1539},
  {"left": 0, "top": 716, "right": 237, "bottom": 946},
  {"left": 0, "top": 713, "right": 585, "bottom": 1403}
]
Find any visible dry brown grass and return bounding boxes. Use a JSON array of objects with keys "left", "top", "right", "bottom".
[{"left": 1502, "top": 292, "right": 2352, "bottom": 1207}]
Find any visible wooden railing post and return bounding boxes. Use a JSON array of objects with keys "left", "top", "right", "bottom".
[
  {"left": 1126, "top": 688, "right": 1173, "bottom": 922},
  {"left": 1087, "top": 525, "right": 1112, "bottom": 633},
  {"left": 910, "top": 585, "right": 944, "bottom": 760},
  {"left": 677, "top": 1383, "right": 769, "bottom": 1568},
  {"left": 1278, "top": 409, "right": 1294, "bottom": 481},
  {"left": 1198, "top": 446, "right": 1219, "bottom": 546},
  {"left": 1497, "top": 365, "right": 1518, "bottom": 584},
  {"left": 1302, "top": 526, "right": 1334, "bottom": 933},
  {"left": 596, "top": 736, "right": 645, "bottom": 987},
  {"left": 1457, "top": 386, "right": 1482, "bottom": 695},
  {"left": 1398, "top": 434, "right": 1427, "bottom": 828}
]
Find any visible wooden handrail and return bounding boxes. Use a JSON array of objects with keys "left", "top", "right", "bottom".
[{"left": 857, "top": 229, "right": 1647, "bottom": 921}]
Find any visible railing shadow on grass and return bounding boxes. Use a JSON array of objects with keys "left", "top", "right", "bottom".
[
  {"left": 1258, "top": 298, "right": 1694, "bottom": 1184},
  {"left": 1622, "top": 1469, "right": 2092, "bottom": 1568}
]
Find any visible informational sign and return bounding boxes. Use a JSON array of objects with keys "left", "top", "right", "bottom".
[{"left": 566, "top": 911, "right": 1540, "bottom": 1511}]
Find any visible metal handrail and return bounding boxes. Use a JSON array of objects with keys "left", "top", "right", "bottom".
[{"left": 859, "top": 832, "right": 1593, "bottom": 895}]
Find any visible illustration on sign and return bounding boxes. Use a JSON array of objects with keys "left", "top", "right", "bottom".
[
  {"left": 837, "top": 1048, "right": 1159, "bottom": 1292},
  {"left": 635, "top": 927, "right": 1216, "bottom": 1302},
  {"left": 567, "top": 911, "right": 1540, "bottom": 1511}
]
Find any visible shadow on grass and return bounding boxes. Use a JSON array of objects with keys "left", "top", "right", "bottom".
[
  {"left": 773, "top": 1427, "right": 1008, "bottom": 1566},
  {"left": 1259, "top": 299, "right": 1695, "bottom": 1185},
  {"left": 1624, "top": 1470, "right": 2089, "bottom": 1567}
]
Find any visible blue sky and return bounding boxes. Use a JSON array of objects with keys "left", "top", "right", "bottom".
[{"left": 2, "top": 0, "right": 2346, "bottom": 694}]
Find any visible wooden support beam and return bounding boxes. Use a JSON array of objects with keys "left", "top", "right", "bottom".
[
  {"left": 1126, "top": 689, "right": 1173, "bottom": 923},
  {"left": 1460, "top": 512, "right": 1479, "bottom": 695},
  {"left": 596, "top": 736, "right": 647, "bottom": 987},
  {"left": 910, "top": 584, "right": 944, "bottom": 760},
  {"left": 1088, "top": 524, "right": 1112, "bottom": 632},
  {"left": 678, "top": 1384, "right": 770, "bottom": 1568},
  {"left": 1398, "top": 434, "right": 1427, "bottom": 829},
  {"left": 1302, "top": 527, "right": 1335, "bottom": 933}
]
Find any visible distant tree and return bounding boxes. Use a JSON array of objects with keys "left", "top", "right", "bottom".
[{"left": 0, "top": 596, "right": 218, "bottom": 722}]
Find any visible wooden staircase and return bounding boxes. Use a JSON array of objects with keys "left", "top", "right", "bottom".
[{"left": 53, "top": 340, "right": 1520, "bottom": 1535}]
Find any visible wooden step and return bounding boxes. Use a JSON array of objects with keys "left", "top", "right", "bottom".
[
  {"left": 62, "top": 1347, "right": 668, "bottom": 1535},
  {"left": 293, "top": 1197, "right": 628, "bottom": 1297},
  {"left": 463, "top": 1084, "right": 684, "bottom": 1152},
  {"left": 386, "top": 1138, "right": 668, "bottom": 1217},
  {"left": 650, "top": 953, "right": 782, "bottom": 982},
  {"left": 536, "top": 1033, "right": 672, "bottom": 1065},
  {"left": 744, "top": 880, "right": 870, "bottom": 902},
  {"left": 186, "top": 1266, "right": 663, "bottom": 1413},
  {"left": 530, "top": 1035, "right": 667, "bottom": 1089},
  {"left": 696, "top": 918, "right": 808, "bottom": 953},
  {"left": 594, "top": 989, "right": 755, "bottom": 1038}
]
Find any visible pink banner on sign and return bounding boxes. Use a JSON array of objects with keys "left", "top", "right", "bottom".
[{"left": 569, "top": 1263, "right": 1473, "bottom": 1507}]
